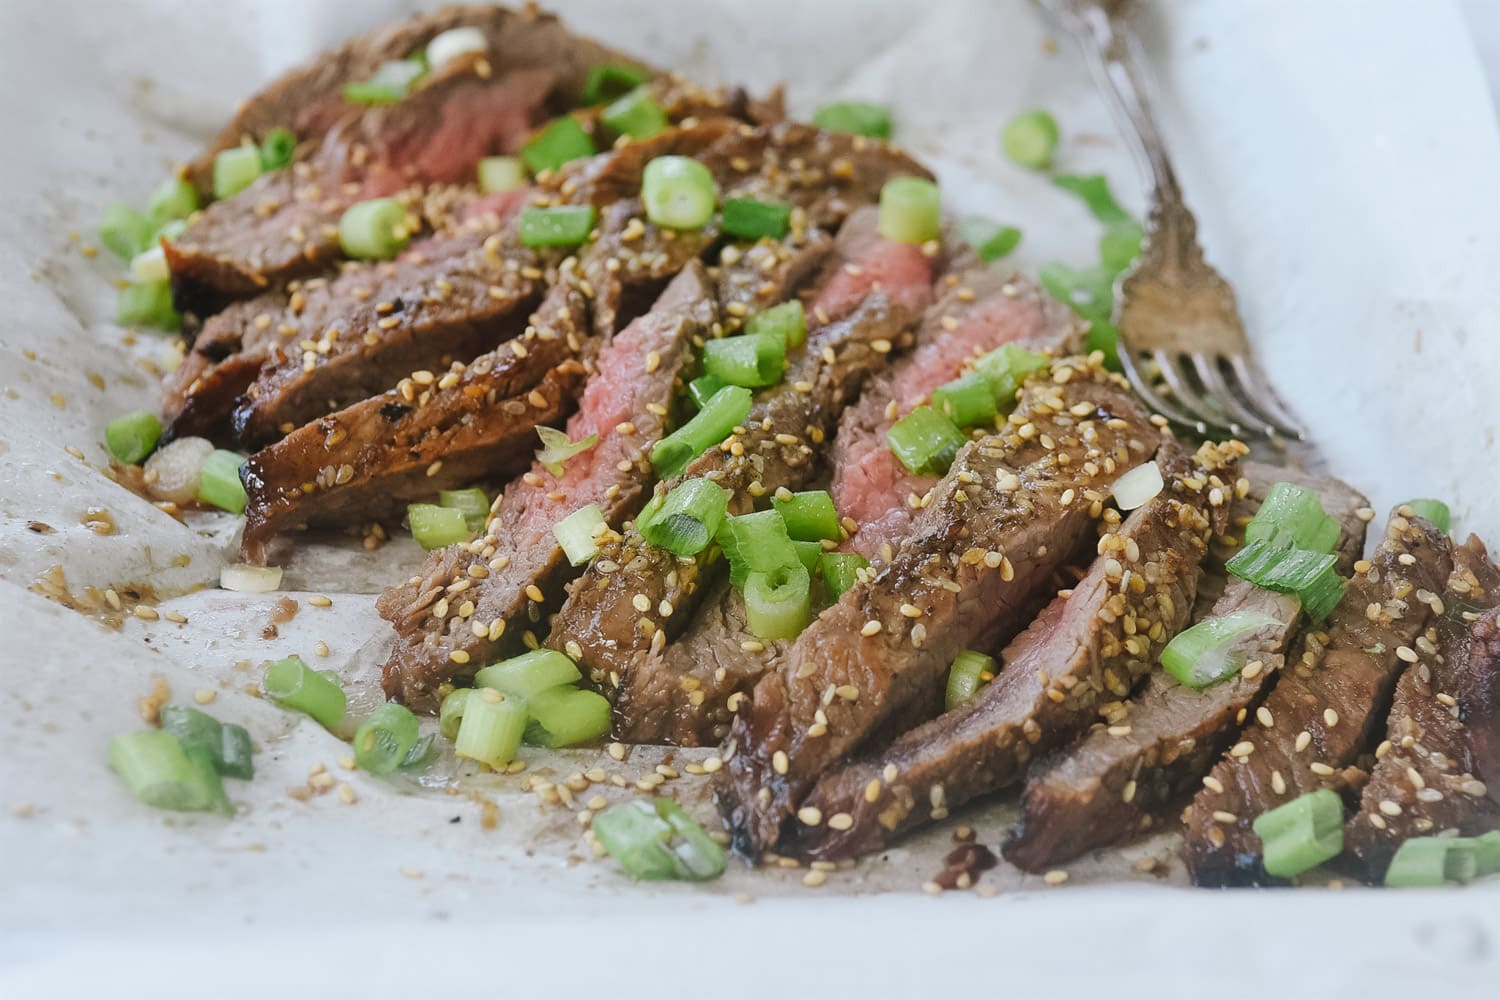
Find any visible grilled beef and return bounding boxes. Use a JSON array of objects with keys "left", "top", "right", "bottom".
[
  {"left": 1182, "top": 507, "right": 1453, "bottom": 886},
  {"left": 1468, "top": 607, "right": 1500, "bottom": 805},
  {"left": 1343, "top": 533, "right": 1500, "bottom": 879},
  {"left": 376, "top": 263, "right": 715, "bottom": 710},
  {"left": 1004, "top": 465, "right": 1369, "bottom": 871},
  {"left": 715, "top": 358, "right": 1170, "bottom": 856}
]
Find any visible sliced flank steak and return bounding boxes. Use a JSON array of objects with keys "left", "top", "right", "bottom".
[
  {"left": 376, "top": 263, "right": 715, "bottom": 710},
  {"left": 1468, "top": 608, "right": 1500, "bottom": 806},
  {"left": 1003, "top": 465, "right": 1369, "bottom": 871},
  {"left": 1182, "top": 507, "right": 1454, "bottom": 886},
  {"left": 715, "top": 357, "right": 1171, "bottom": 857},
  {"left": 1343, "top": 533, "right": 1500, "bottom": 879}
]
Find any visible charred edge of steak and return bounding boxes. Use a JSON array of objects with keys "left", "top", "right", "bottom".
[{"left": 1465, "top": 606, "right": 1500, "bottom": 807}]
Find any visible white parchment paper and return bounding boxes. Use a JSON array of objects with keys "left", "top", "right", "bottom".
[{"left": 3, "top": 1, "right": 1500, "bottom": 996}]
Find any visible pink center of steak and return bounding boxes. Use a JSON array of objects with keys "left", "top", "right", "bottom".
[{"left": 810, "top": 237, "right": 933, "bottom": 323}]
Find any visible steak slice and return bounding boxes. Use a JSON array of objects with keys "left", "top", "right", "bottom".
[
  {"left": 715, "top": 358, "right": 1170, "bottom": 856},
  {"left": 1182, "top": 507, "right": 1454, "bottom": 886},
  {"left": 376, "top": 263, "right": 716, "bottom": 710},
  {"left": 1468, "top": 607, "right": 1500, "bottom": 806},
  {"left": 832, "top": 268, "right": 1082, "bottom": 561},
  {"left": 1004, "top": 465, "right": 1369, "bottom": 871},
  {"left": 1343, "top": 532, "right": 1500, "bottom": 879}
]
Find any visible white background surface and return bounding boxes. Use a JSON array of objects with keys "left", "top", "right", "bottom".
[{"left": 2, "top": 1, "right": 1500, "bottom": 996}]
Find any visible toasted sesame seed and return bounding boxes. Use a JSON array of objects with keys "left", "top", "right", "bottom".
[
  {"left": 1396, "top": 645, "right": 1418, "bottom": 663},
  {"left": 1229, "top": 741, "right": 1255, "bottom": 758},
  {"left": 1310, "top": 762, "right": 1335, "bottom": 776},
  {"left": 1295, "top": 731, "right": 1312, "bottom": 752},
  {"left": 772, "top": 750, "right": 789, "bottom": 775},
  {"left": 1202, "top": 775, "right": 1224, "bottom": 794},
  {"left": 827, "top": 812, "right": 854, "bottom": 831},
  {"left": 861, "top": 620, "right": 882, "bottom": 636},
  {"left": 797, "top": 806, "right": 823, "bottom": 826},
  {"left": 1042, "top": 870, "right": 1069, "bottom": 886},
  {"left": 308, "top": 595, "right": 333, "bottom": 607},
  {"left": 1378, "top": 799, "right": 1403, "bottom": 817}
]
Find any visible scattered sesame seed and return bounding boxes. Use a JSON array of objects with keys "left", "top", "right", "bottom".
[{"left": 1042, "top": 870, "right": 1069, "bottom": 886}]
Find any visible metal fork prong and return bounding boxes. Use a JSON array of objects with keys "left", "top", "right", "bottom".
[
  {"left": 1117, "top": 348, "right": 1209, "bottom": 434},
  {"left": 1226, "top": 355, "right": 1305, "bottom": 440},
  {"left": 1189, "top": 352, "right": 1274, "bottom": 440},
  {"left": 1150, "top": 349, "right": 1237, "bottom": 436}
]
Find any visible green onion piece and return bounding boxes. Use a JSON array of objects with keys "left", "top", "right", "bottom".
[
  {"left": 554, "top": 503, "right": 607, "bottom": 565},
  {"left": 956, "top": 217, "right": 1022, "bottom": 262},
  {"left": 475, "top": 649, "right": 582, "bottom": 698},
  {"left": 651, "top": 385, "right": 753, "bottom": 478},
  {"left": 1384, "top": 837, "right": 1481, "bottom": 888},
  {"left": 263, "top": 656, "right": 347, "bottom": 727},
  {"left": 1251, "top": 788, "right": 1344, "bottom": 879},
  {"left": 105, "top": 410, "right": 163, "bottom": 465},
  {"left": 1099, "top": 220, "right": 1144, "bottom": 274},
  {"left": 259, "top": 128, "right": 297, "bottom": 171},
  {"left": 1053, "top": 173, "right": 1132, "bottom": 224},
  {"left": 1039, "top": 262, "right": 1114, "bottom": 322},
  {"left": 439, "top": 487, "right": 490, "bottom": 531},
  {"left": 877, "top": 177, "right": 941, "bottom": 244},
  {"left": 535, "top": 425, "right": 599, "bottom": 476},
  {"left": 721, "top": 198, "right": 791, "bottom": 241},
  {"left": 792, "top": 539, "right": 822, "bottom": 571},
  {"left": 772, "top": 490, "right": 841, "bottom": 542},
  {"left": 99, "top": 202, "right": 154, "bottom": 261},
  {"left": 593, "top": 798, "right": 727, "bottom": 881},
  {"left": 439, "top": 688, "right": 472, "bottom": 741},
  {"left": 212, "top": 145, "right": 263, "bottom": 200},
  {"left": 198, "top": 449, "right": 247, "bottom": 515},
  {"left": 130, "top": 246, "right": 169, "bottom": 284},
  {"left": 744, "top": 563, "right": 812, "bottom": 640},
  {"left": 155, "top": 219, "right": 189, "bottom": 244},
  {"left": 1475, "top": 831, "right": 1500, "bottom": 874},
  {"left": 718, "top": 509, "right": 800, "bottom": 588},
  {"left": 642, "top": 155, "right": 718, "bottom": 230},
  {"left": 932, "top": 372, "right": 997, "bottom": 429},
  {"left": 115, "top": 281, "right": 179, "bottom": 331},
  {"left": 702, "top": 332, "right": 786, "bottom": 388},
  {"left": 1226, "top": 538, "right": 1346, "bottom": 621},
  {"left": 182, "top": 744, "right": 233, "bottom": 815},
  {"left": 401, "top": 733, "right": 435, "bottom": 768},
  {"left": 338, "top": 197, "right": 410, "bottom": 261},
  {"left": 1402, "top": 499, "right": 1450, "bottom": 534},
  {"left": 524, "top": 687, "right": 612, "bottom": 748},
  {"left": 745, "top": 299, "right": 806, "bottom": 348},
  {"left": 945, "top": 650, "right": 997, "bottom": 711},
  {"left": 353, "top": 703, "right": 420, "bottom": 775},
  {"left": 1160, "top": 611, "right": 1281, "bottom": 689},
  {"left": 146, "top": 178, "right": 200, "bottom": 227},
  {"left": 1244, "top": 482, "right": 1341, "bottom": 554},
  {"left": 343, "top": 57, "right": 426, "bottom": 106},
  {"left": 974, "top": 342, "right": 1051, "bottom": 406},
  {"left": 453, "top": 689, "right": 527, "bottom": 769},
  {"left": 109, "top": 730, "right": 214, "bottom": 812},
  {"left": 407, "top": 503, "right": 471, "bottom": 550},
  {"left": 218, "top": 723, "right": 254, "bottom": 780},
  {"left": 1002, "top": 109, "right": 1060, "bottom": 170},
  {"left": 602, "top": 85, "right": 668, "bottom": 139},
  {"left": 158, "top": 705, "right": 252, "bottom": 779},
  {"left": 812, "top": 101, "right": 892, "bottom": 139},
  {"left": 687, "top": 373, "right": 728, "bottom": 410},
  {"left": 518, "top": 205, "right": 596, "bottom": 248},
  {"left": 819, "top": 552, "right": 868, "bottom": 601},
  {"left": 887, "top": 405, "right": 965, "bottom": 476},
  {"left": 582, "top": 62, "right": 650, "bottom": 105},
  {"left": 642, "top": 478, "right": 729, "bottom": 556},
  {"left": 477, "top": 155, "right": 526, "bottom": 194},
  {"left": 520, "top": 115, "right": 596, "bottom": 174}
]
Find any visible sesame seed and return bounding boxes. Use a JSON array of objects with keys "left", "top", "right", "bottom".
[
  {"left": 1202, "top": 775, "right": 1224, "bottom": 794},
  {"left": 1295, "top": 731, "right": 1312, "bottom": 752},
  {"left": 193, "top": 689, "right": 216, "bottom": 705},
  {"left": 1042, "top": 870, "right": 1069, "bottom": 885},
  {"left": 308, "top": 595, "right": 333, "bottom": 607},
  {"left": 772, "top": 750, "right": 789, "bottom": 775},
  {"left": 1310, "top": 762, "right": 1335, "bottom": 776},
  {"left": 827, "top": 812, "right": 854, "bottom": 831},
  {"left": 861, "top": 620, "right": 882, "bottom": 636},
  {"left": 1378, "top": 799, "right": 1403, "bottom": 817},
  {"left": 802, "top": 870, "right": 827, "bottom": 888},
  {"left": 1323, "top": 708, "right": 1339, "bottom": 727},
  {"left": 1256, "top": 707, "right": 1274, "bottom": 728},
  {"left": 797, "top": 806, "right": 823, "bottom": 825},
  {"left": 1229, "top": 741, "right": 1255, "bottom": 758}
]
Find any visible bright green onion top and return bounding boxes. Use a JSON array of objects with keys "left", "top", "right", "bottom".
[
  {"left": 771, "top": 490, "right": 840, "bottom": 542},
  {"left": 353, "top": 703, "right": 420, "bottom": 776},
  {"left": 641, "top": 478, "right": 729, "bottom": 557},
  {"left": 593, "top": 797, "right": 726, "bottom": 881},
  {"left": 554, "top": 503, "right": 607, "bottom": 565},
  {"left": 212, "top": 145, "right": 264, "bottom": 200},
  {"left": 582, "top": 62, "right": 650, "bottom": 105},
  {"left": 146, "top": 178, "right": 200, "bottom": 227},
  {"left": 258, "top": 128, "right": 297, "bottom": 171},
  {"left": 116, "top": 281, "right": 180, "bottom": 331},
  {"left": 338, "top": 197, "right": 411, "bottom": 261},
  {"left": 1002, "top": 109, "right": 1060, "bottom": 170},
  {"left": 701, "top": 331, "right": 785, "bottom": 388},
  {"left": 518, "top": 205, "right": 596, "bottom": 248},
  {"left": 438, "top": 487, "right": 490, "bottom": 531},
  {"left": 454, "top": 688, "right": 526, "bottom": 769},
  {"left": 535, "top": 425, "right": 599, "bottom": 475},
  {"left": 262, "top": 656, "right": 346, "bottom": 728},
  {"left": 475, "top": 649, "right": 581, "bottom": 699},
  {"left": 812, "top": 101, "right": 892, "bottom": 139},
  {"left": 521, "top": 115, "right": 596, "bottom": 174},
  {"left": 408, "top": 503, "right": 471, "bottom": 550},
  {"left": 877, "top": 177, "right": 941, "bottom": 244},
  {"left": 745, "top": 299, "right": 805, "bottom": 348},
  {"left": 602, "top": 86, "right": 668, "bottom": 140},
  {"left": 956, "top": 217, "right": 1022, "bottom": 262},
  {"left": 650, "top": 384, "right": 752, "bottom": 478},
  {"left": 1251, "top": 788, "right": 1344, "bottom": 879},
  {"left": 721, "top": 198, "right": 791, "bottom": 241},
  {"left": 1244, "top": 482, "right": 1340, "bottom": 554},
  {"left": 887, "top": 405, "right": 965, "bottom": 476},
  {"left": 1160, "top": 611, "right": 1281, "bottom": 689},
  {"left": 523, "top": 687, "right": 611, "bottom": 748},
  {"left": 105, "top": 410, "right": 163, "bottom": 466},
  {"left": 717, "top": 509, "right": 800, "bottom": 588},
  {"left": 945, "top": 650, "right": 996, "bottom": 711},
  {"left": 819, "top": 552, "right": 867, "bottom": 601},
  {"left": 197, "top": 449, "right": 248, "bottom": 515},
  {"left": 100, "top": 202, "right": 154, "bottom": 261},
  {"left": 641, "top": 155, "right": 718, "bottom": 230},
  {"left": 109, "top": 729, "right": 229, "bottom": 814},
  {"left": 931, "top": 372, "right": 997, "bottom": 429}
]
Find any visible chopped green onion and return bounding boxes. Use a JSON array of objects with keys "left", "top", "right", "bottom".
[
  {"left": 105, "top": 410, "right": 163, "bottom": 465},
  {"left": 439, "top": 487, "right": 490, "bottom": 531},
  {"left": 887, "top": 405, "right": 965, "bottom": 476},
  {"left": 1251, "top": 788, "right": 1344, "bottom": 879},
  {"left": 116, "top": 281, "right": 180, "bottom": 331},
  {"left": 477, "top": 155, "right": 526, "bottom": 194},
  {"left": 772, "top": 490, "right": 840, "bottom": 542},
  {"left": 262, "top": 656, "right": 347, "bottom": 728},
  {"left": 475, "top": 649, "right": 582, "bottom": 698},
  {"left": 439, "top": 688, "right": 471, "bottom": 741},
  {"left": 212, "top": 145, "right": 263, "bottom": 200},
  {"left": 702, "top": 332, "right": 786, "bottom": 388},
  {"left": 520, "top": 115, "right": 596, "bottom": 174},
  {"left": 642, "top": 156, "right": 718, "bottom": 230},
  {"left": 812, "top": 101, "right": 892, "bottom": 139},
  {"left": 353, "top": 703, "right": 420, "bottom": 775},
  {"left": 155, "top": 219, "right": 189, "bottom": 244},
  {"left": 109, "top": 730, "right": 228, "bottom": 813},
  {"left": 1244, "top": 482, "right": 1340, "bottom": 554},
  {"left": 402, "top": 733, "right": 435, "bottom": 768},
  {"left": 932, "top": 372, "right": 997, "bottom": 429},
  {"left": 554, "top": 503, "right": 608, "bottom": 565},
  {"left": 1227, "top": 537, "right": 1346, "bottom": 621},
  {"left": 197, "top": 449, "right": 247, "bottom": 515},
  {"left": 651, "top": 385, "right": 752, "bottom": 478},
  {"left": 602, "top": 86, "right": 668, "bottom": 139},
  {"left": 218, "top": 723, "right": 255, "bottom": 781},
  {"left": 1402, "top": 499, "right": 1450, "bottom": 534},
  {"left": 877, "top": 177, "right": 941, "bottom": 244},
  {"left": 518, "top": 205, "right": 596, "bottom": 248},
  {"left": 1039, "top": 262, "right": 1114, "bottom": 322},
  {"left": 130, "top": 246, "right": 169, "bottom": 284},
  {"left": 687, "top": 373, "right": 728, "bottom": 410},
  {"left": 819, "top": 552, "right": 868, "bottom": 601},
  {"left": 641, "top": 478, "right": 729, "bottom": 557},
  {"left": 1160, "top": 611, "right": 1281, "bottom": 689},
  {"left": 258, "top": 128, "right": 296, "bottom": 171},
  {"left": 792, "top": 539, "right": 823, "bottom": 571},
  {"left": 1002, "top": 109, "right": 1060, "bottom": 170},
  {"left": 718, "top": 509, "right": 800, "bottom": 588},
  {"left": 99, "top": 202, "right": 154, "bottom": 261},
  {"left": 1052, "top": 174, "right": 1132, "bottom": 225},
  {"left": 582, "top": 62, "right": 650, "bottom": 105},
  {"left": 745, "top": 299, "right": 806, "bottom": 348},
  {"left": 973, "top": 342, "right": 1051, "bottom": 406},
  {"left": 721, "top": 198, "right": 791, "bottom": 241},
  {"left": 945, "top": 650, "right": 996, "bottom": 711},
  {"left": 744, "top": 562, "right": 812, "bottom": 640},
  {"left": 343, "top": 57, "right": 426, "bottom": 106},
  {"left": 1384, "top": 837, "right": 1482, "bottom": 887},
  {"left": 158, "top": 704, "right": 254, "bottom": 780},
  {"left": 1475, "top": 831, "right": 1500, "bottom": 873},
  {"left": 1099, "top": 220, "right": 1144, "bottom": 274},
  {"left": 454, "top": 688, "right": 526, "bottom": 768},
  {"left": 594, "top": 797, "right": 727, "bottom": 881},
  {"left": 523, "top": 687, "right": 612, "bottom": 747},
  {"left": 146, "top": 178, "right": 200, "bottom": 227},
  {"left": 407, "top": 503, "right": 471, "bottom": 550},
  {"left": 956, "top": 217, "right": 1022, "bottom": 262},
  {"left": 535, "top": 425, "right": 599, "bottom": 476},
  {"left": 338, "top": 197, "right": 410, "bottom": 261}
]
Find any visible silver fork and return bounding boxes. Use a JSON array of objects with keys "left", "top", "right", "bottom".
[{"left": 1042, "top": 0, "right": 1303, "bottom": 440}]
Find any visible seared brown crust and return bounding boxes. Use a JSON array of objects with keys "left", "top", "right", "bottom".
[{"left": 1468, "top": 608, "right": 1500, "bottom": 806}]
